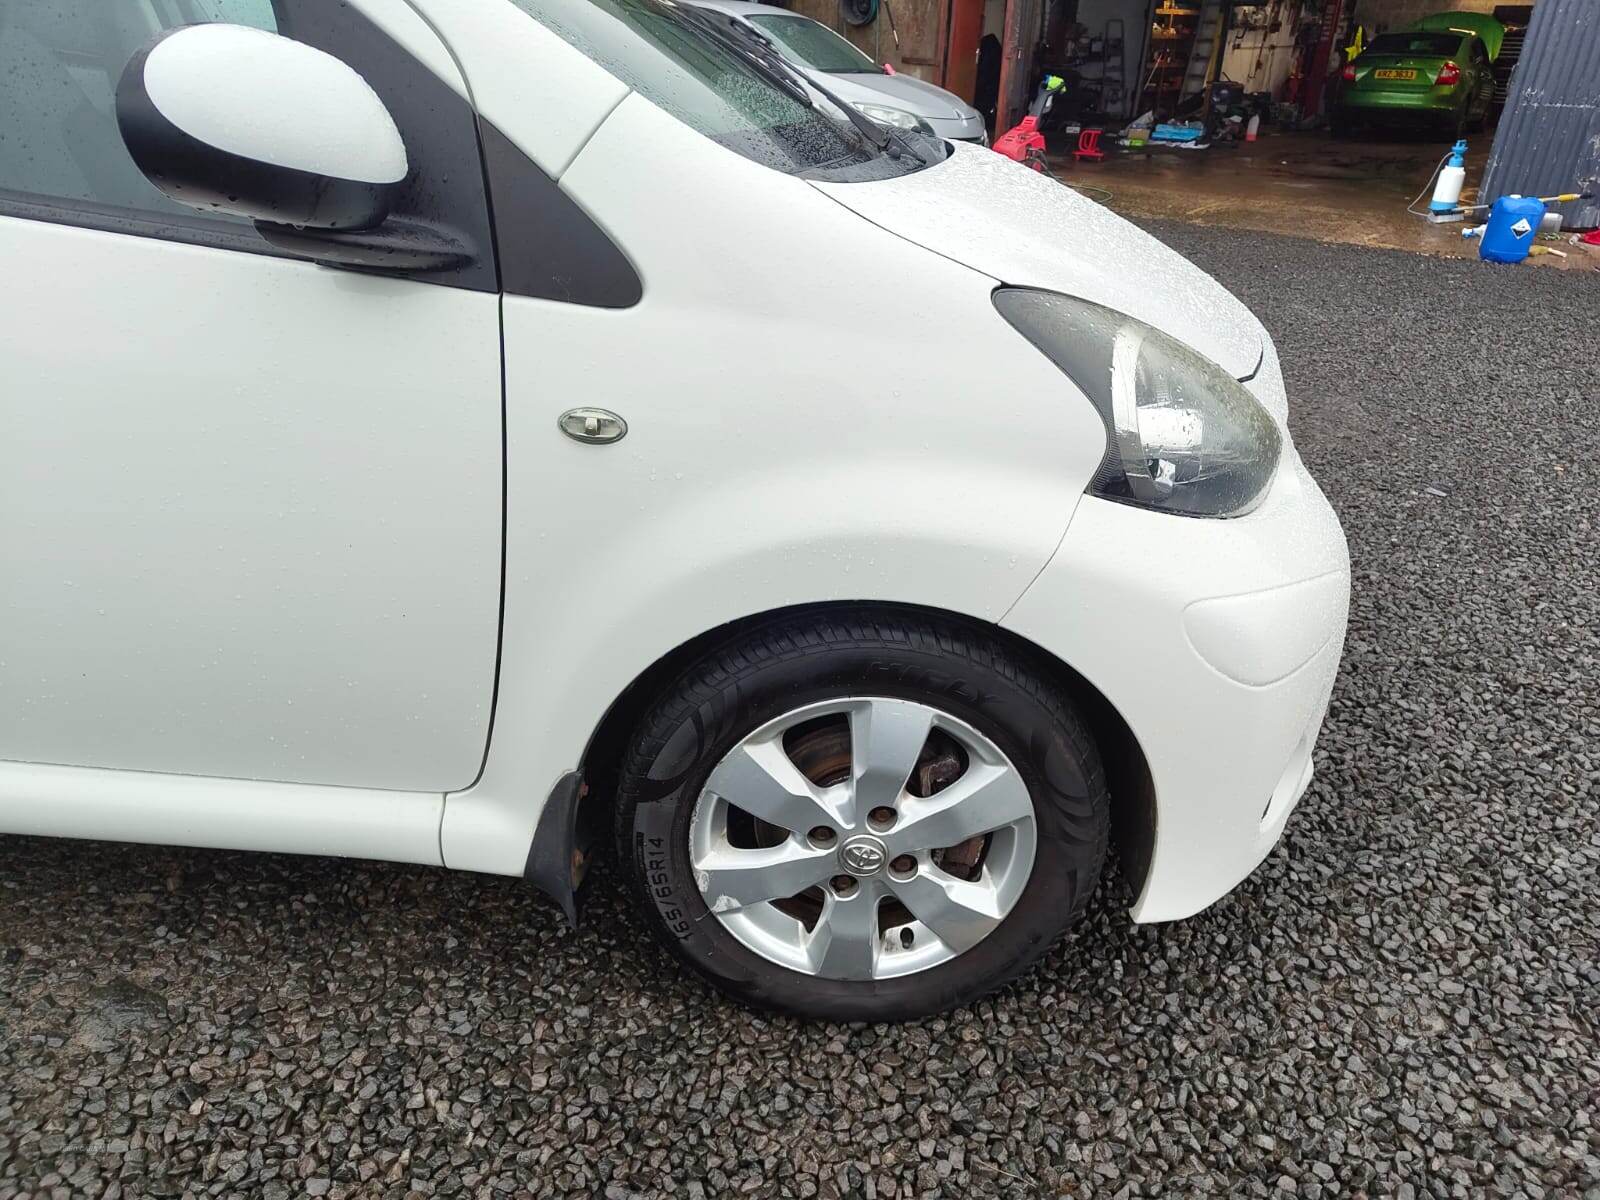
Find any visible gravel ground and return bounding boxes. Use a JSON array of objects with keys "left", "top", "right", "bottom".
[{"left": 3, "top": 225, "right": 1597, "bottom": 1200}]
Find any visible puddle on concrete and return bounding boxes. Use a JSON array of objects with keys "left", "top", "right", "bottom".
[{"left": 1041, "top": 130, "right": 1488, "bottom": 256}]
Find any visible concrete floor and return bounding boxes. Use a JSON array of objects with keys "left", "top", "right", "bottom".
[{"left": 1045, "top": 130, "right": 1600, "bottom": 270}]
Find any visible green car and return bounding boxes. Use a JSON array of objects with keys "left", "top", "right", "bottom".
[{"left": 1335, "top": 13, "right": 1501, "bottom": 137}]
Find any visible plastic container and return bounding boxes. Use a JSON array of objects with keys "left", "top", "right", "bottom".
[
  {"left": 1479, "top": 194, "right": 1545, "bottom": 264},
  {"left": 1430, "top": 139, "right": 1467, "bottom": 213}
]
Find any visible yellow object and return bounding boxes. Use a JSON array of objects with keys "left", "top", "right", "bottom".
[{"left": 1344, "top": 26, "right": 1364, "bottom": 62}]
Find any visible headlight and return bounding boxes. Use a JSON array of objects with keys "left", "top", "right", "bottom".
[
  {"left": 994, "top": 289, "right": 1281, "bottom": 518},
  {"left": 852, "top": 102, "right": 933, "bottom": 135}
]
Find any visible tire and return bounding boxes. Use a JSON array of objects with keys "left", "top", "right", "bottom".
[{"left": 614, "top": 609, "right": 1110, "bottom": 1021}]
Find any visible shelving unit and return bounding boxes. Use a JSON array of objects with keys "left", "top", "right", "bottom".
[{"left": 1139, "top": 0, "right": 1200, "bottom": 115}]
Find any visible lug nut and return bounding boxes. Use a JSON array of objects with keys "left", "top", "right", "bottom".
[
  {"left": 890, "top": 854, "right": 917, "bottom": 876},
  {"left": 830, "top": 875, "right": 858, "bottom": 896},
  {"left": 867, "top": 806, "right": 897, "bottom": 830},
  {"left": 809, "top": 826, "right": 836, "bottom": 845}
]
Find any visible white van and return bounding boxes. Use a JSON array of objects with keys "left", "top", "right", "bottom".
[{"left": 0, "top": 0, "right": 1349, "bottom": 1020}]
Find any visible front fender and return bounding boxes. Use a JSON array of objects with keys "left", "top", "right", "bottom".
[
  {"left": 439, "top": 96, "right": 1108, "bottom": 876},
  {"left": 440, "top": 451, "right": 1088, "bottom": 877}
]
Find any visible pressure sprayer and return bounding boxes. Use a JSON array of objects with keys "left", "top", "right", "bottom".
[
  {"left": 1409, "top": 136, "right": 1593, "bottom": 242},
  {"left": 1430, "top": 139, "right": 1468, "bottom": 216},
  {"left": 1408, "top": 140, "right": 1472, "bottom": 224}
]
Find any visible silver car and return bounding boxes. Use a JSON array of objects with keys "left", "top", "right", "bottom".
[{"left": 689, "top": 0, "right": 988, "bottom": 143}]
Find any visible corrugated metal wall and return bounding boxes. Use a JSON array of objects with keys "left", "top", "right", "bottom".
[{"left": 1480, "top": 0, "right": 1600, "bottom": 230}]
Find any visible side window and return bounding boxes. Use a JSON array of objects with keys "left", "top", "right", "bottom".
[
  {"left": 0, "top": 0, "right": 499, "bottom": 291},
  {"left": 180, "top": 0, "right": 277, "bottom": 28},
  {"left": 0, "top": 0, "right": 278, "bottom": 224}
]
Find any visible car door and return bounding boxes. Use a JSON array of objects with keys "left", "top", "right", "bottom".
[{"left": 0, "top": 0, "right": 502, "bottom": 793}]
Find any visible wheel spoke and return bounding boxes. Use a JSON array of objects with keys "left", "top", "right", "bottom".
[
  {"left": 890, "top": 867, "right": 1005, "bottom": 956},
  {"left": 694, "top": 840, "right": 835, "bottom": 913},
  {"left": 849, "top": 699, "right": 935, "bottom": 815},
  {"left": 884, "top": 760, "right": 1032, "bottom": 856},
  {"left": 689, "top": 697, "right": 1043, "bottom": 984},
  {"left": 807, "top": 884, "right": 883, "bottom": 979},
  {"left": 705, "top": 736, "right": 847, "bottom": 834}
]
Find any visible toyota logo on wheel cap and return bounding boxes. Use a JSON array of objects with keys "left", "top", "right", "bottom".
[{"left": 838, "top": 834, "right": 888, "bottom": 877}]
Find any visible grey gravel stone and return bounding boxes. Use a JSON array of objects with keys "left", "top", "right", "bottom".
[{"left": 1, "top": 225, "right": 1597, "bottom": 1199}]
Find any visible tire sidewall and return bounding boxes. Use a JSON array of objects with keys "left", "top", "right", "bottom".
[{"left": 621, "top": 633, "right": 1106, "bottom": 1020}]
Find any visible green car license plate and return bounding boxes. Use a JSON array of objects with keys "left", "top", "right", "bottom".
[{"left": 1374, "top": 68, "right": 1416, "bottom": 80}]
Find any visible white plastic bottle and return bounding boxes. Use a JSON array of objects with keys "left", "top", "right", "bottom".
[{"left": 1430, "top": 140, "right": 1468, "bottom": 214}]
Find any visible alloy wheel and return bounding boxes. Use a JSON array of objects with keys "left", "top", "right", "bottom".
[{"left": 688, "top": 697, "right": 1038, "bottom": 980}]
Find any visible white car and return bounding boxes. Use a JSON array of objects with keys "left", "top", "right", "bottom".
[
  {"left": 687, "top": 0, "right": 989, "bottom": 143},
  {"left": 0, "top": 0, "right": 1349, "bottom": 1021}
]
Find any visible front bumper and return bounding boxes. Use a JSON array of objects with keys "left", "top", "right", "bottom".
[{"left": 1003, "top": 450, "right": 1350, "bottom": 922}]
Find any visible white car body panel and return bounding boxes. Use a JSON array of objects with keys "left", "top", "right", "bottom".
[
  {"left": 0, "top": 68, "right": 501, "bottom": 793},
  {"left": 1005, "top": 456, "right": 1350, "bottom": 922},
  {"left": 814, "top": 143, "right": 1266, "bottom": 380},
  {"left": 397, "top": 0, "right": 630, "bottom": 176},
  {"left": 0, "top": 0, "right": 1352, "bottom": 935},
  {"left": 0, "top": 759, "right": 444, "bottom": 866},
  {"left": 438, "top": 92, "right": 1107, "bottom": 873}
]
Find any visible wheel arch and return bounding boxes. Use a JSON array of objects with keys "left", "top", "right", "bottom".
[{"left": 575, "top": 599, "right": 1156, "bottom": 904}]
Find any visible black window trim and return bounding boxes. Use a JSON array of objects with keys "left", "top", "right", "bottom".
[
  {"left": 479, "top": 120, "right": 642, "bottom": 310},
  {"left": 0, "top": 187, "right": 297, "bottom": 260}
]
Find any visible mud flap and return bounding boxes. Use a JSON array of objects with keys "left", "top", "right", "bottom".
[{"left": 522, "top": 771, "right": 594, "bottom": 927}]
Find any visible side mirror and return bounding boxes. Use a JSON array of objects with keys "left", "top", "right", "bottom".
[
  {"left": 117, "top": 24, "right": 406, "bottom": 231},
  {"left": 117, "top": 24, "right": 468, "bottom": 271}
]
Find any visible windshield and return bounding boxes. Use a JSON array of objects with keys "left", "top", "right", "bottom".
[
  {"left": 1364, "top": 32, "right": 1463, "bottom": 57},
  {"left": 746, "top": 13, "right": 880, "bottom": 73},
  {"left": 505, "top": 0, "right": 930, "bottom": 180}
]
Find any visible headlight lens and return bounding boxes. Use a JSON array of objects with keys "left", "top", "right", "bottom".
[
  {"left": 994, "top": 289, "right": 1281, "bottom": 518},
  {"left": 852, "top": 102, "right": 933, "bottom": 135}
]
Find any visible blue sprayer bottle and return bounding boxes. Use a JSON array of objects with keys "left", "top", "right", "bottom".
[{"left": 1479, "top": 195, "right": 1545, "bottom": 263}]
